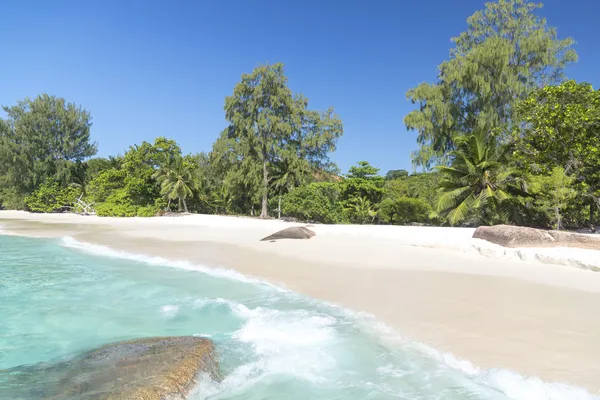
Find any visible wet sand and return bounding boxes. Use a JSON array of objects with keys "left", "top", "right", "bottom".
[{"left": 1, "top": 213, "right": 600, "bottom": 392}]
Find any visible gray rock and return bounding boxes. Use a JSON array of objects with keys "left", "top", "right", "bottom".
[
  {"left": 473, "top": 225, "right": 600, "bottom": 249},
  {"left": 0, "top": 336, "right": 221, "bottom": 400},
  {"left": 260, "top": 226, "right": 316, "bottom": 241}
]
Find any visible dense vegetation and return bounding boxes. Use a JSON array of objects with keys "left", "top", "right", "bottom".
[{"left": 1, "top": 0, "right": 598, "bottom": 230}]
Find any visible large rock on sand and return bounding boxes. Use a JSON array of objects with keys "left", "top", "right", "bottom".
[
  {"left": 2, "top": 336, "right": 221, "bottom": 400},
  {"left": 473, "top": 225, "right": 600, "bottom": 249},
  {"left": 260, "top": 226, "right": 316, "bottom": 241}
]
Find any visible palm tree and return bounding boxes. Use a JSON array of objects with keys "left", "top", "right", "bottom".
[
  {"left": 346, "top": 196, "right": 378, "bottom": 224},
  {"left": 436, "top": 132, "right": 526, "bottom": 226},
  {"left": 153, "top": 155, "right": 195, "bottom": 213},
  {"left": 212, "top": 186, "right": 233, "bottom": 215}
]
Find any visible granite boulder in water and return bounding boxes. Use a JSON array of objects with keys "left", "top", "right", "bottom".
[
  {"left": 2, "top": 336, "right": 221, "bottom": 400},
  {"left": 260, "top": 226, "right": 316, "bottom": 241}
]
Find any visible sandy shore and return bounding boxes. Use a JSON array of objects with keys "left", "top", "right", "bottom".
[{"left": 1, "top": 211, "right": 600, "bottom": 393}]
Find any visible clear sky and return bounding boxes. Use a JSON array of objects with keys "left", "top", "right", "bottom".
[{"left": 1, "top": 0, "right": 598, "bottom": 174}]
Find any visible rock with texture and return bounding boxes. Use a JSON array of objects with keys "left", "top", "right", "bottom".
[
  {"left": 1, "top": 336, "right": 220, "bottom": 400},
  {"left": 260, "top": 226, "right": 316, "bottom": 241},
  {"left": 473, "top": 225, "right": 600, "bottom": 249}
]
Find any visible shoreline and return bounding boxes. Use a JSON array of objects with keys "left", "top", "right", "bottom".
[{"left": 1, "top": 211, "right": 600, "bottom": 393}]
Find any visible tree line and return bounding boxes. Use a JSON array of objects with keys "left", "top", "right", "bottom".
[{"left": 1, "top": 0, "right": 599, "bottom": 230}]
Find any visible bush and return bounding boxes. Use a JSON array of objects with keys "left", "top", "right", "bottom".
[
  {"left": 95, "top": 189, "right": 163, "bottom": 217},
  {"left": 378, "top": 196, "right": 431, "bottom": 225},
  {"left": 136, "top": 205, "right": 159, "bottom": 217},
  {"left": 282, "top": 182, "right": 347, "bottom": 224},
  {"left": 0, "top": 187, "right": 27, "bottom": 210},
  {"left": 95, "top": 189, "right": 138, "bottom": 217},
  {"left": 24, "top": 181, "right": 79, "bottom": 213}
]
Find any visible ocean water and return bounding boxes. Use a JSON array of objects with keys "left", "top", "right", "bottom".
[{"left": 0, "top": 232, "right": 596, "bottom": 400}]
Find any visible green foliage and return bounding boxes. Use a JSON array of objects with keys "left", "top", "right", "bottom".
[
  {"left": 224, "top": 63, "right": 343, "bottom": 218},
  {"left": 344, "top": 196, "right": 378, "bottom": 224},
  {"left": 514, "top": 80, "right": 600, "bottom": 207},
  {"left": 24, "top": 181, "right": 79, "bottom": 213},
  {"left": 341, "top": 161, "right": 385, "bottom": 206},
  {"left": 405, "top": 0, "right": 577, "bottom": 168},
  {"left": 153, "top": 155, "right": 196, "bottom": 213},
  {"left": 0, "top": 94, "right": 96, "bottom": 202},
  {"left": 87, "top": 169, "right": 128, "bottom": 203},
  {"left": 527, "top": 167, "right": 578, "bottom": 229},
  {"left": 383, "top": 172, "right": 440, "bottom": 206},
  {"left": 87, "top": 138, "right": 190, "bottom": 217},
  {"left": 385, "top": 169, "right": 409, "bottom": 180},
  {"left": 0, "top": 187, "right": 27, "bottom": 210},
  {"left": 135, "top": 204, "right": 161, "bottom": 218},
  {"left": 436, "top": 132, "right": 526, "bottom": 226},
  {"left": 95, "top": 189, "right": 138, "bottom": 217},
  {"left": 282, "top": 182, "right": 346, "bottom": 224},
  {"left": 378, "top": 197, "right": 431, "bottom": 225}
]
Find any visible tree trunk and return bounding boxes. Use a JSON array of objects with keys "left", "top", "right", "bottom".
[
  {"left": 183, "top": 198, "right": 188, "bottom": 213},
  {"left": 178, "top": 198, "right": 182, "bottom": 212},
  {"left": 591, "top": 202, "right": 596, "bottom": 233},
  {"left": 166, "top": 198, "right": 171, "bottom": 211},
  {"left": 277, "top": 197, "right": 281, "bottom": 219},
  {"left": 260, "top": 158, "right": 268, "bottom": 218}
]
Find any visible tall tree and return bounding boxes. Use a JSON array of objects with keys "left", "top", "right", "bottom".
[
  {"left": 224, "top": 63, "right": 343, "bottom": 218},
  {"left": 513, "top": 80, "right": 600, "bottom": 226},
  {"left": 153, "top": 155, "right": 195, "bottom": 213},
  {"left": 0, "top": 94, "right": 96, "bottom": 205},
  {"left": 404, "top": 0, "right": 577, "bottom": 168},
  {"left": 341, "top": 161, "right": 385, "bottom": 205}
]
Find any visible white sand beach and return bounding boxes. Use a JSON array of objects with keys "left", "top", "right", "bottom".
[{"left": 1, "top": 210, "right": 600, "bottom": 393}]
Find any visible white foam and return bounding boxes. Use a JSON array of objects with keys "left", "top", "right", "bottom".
[
  {"left": 58, "top": 236, "right": 600, "bottom": 400},
  {"left": 160, "top": 304, "right": 180, "bottom": 318},
  {"left": 344, "top": 308, "right": 599, "bottom": 400},
  {"left": 59, "top": 236, "right": 286, "bottom": 291}
]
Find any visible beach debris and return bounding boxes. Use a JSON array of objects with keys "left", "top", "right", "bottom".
[
  {"left": 473, "top": 225, "right": 600, "bottom": 249},
  {"left": 72, "top": 194, "right": 96, "bottom": 215},
  {"left": 2, "top": 336, "right": 221, "bottom": 400},
  {"left": 260, "top": 226, "right": 316, "bottom": 241}
]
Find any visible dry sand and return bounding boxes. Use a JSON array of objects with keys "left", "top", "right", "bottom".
[{"left": 1, "top": 211, "right": 600, "bottom": 392}]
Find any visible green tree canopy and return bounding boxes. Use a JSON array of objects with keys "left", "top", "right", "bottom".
[
  {"left": 405, "top": 0, "right": 576, "bottom": 168},
  {"left": 527, "top": 167, "right": 577, "bottom": 229},
  {"left": 385, "top": 169, "right": 409, "bottom": 180},
  {"left": 514, "top": 80, "right": 600, "bottom": 203},
  {"left": 153, "top": 154, "right": 196, "bottom": 213},
  {"left": 436, "top": 132, "right": 526, "bottom": 226},
  {"left": 0, "top": 94, "right": 96, "bottom": 206},
  {"left": 281, "top": 182, "right": 346, "bottom": 224},
  {"left": 341, "top": 161, "right": 385, "bottom": 205},
  {"left": 223, "top": 63, "right": 343, "bottom": 218}
]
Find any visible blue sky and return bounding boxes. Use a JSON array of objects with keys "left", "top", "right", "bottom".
[{"left": 1, "top": 0, "right": 598, "bottom": 174}]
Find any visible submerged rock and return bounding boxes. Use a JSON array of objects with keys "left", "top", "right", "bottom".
[
  {"left": 260, "top": 226, "right": 316, "bottom": 241},
  {"left": 473, "top": 225, "right": 600, "bottom": 249},
  {"left": 1, "top": 336, "right": 220, "bottom": 400}
]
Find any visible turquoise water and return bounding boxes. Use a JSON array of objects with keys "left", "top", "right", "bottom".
[{"left": 0, "top": 233, "right": 595, "bottom": 400}]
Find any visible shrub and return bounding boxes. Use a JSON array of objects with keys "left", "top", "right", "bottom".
[
  {"left": 378, "top": 196, "right": 431, "bottom": 225},
  {"left": 95, "top": 189, "right": 138, "bottom": 217},
  {"left": 282, "top": 182, "right": 347, "bottom": 224},
  {"left": 136, "top": 205, "right": 159, "bottom": 217},
  {"left": 24, "top": 181, "right": 79, "bottom": 213},
  {"left": 0, "top": 187, "right": 27, "bottom": 210}
]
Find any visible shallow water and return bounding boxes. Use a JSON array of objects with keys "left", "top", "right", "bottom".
[{"left": 0, "top": 234, "right": 596, "bottom": 399}]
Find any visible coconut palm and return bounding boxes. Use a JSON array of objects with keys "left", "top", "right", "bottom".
[
  {"left": 153, "top": 155, "right": 195, "bottom": 213},
  {"left": 345, "top": 195, "right": 378, "bottom": 224},
  {"left": 436, "top": 132, "right": 526, "bottom": 226}
]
